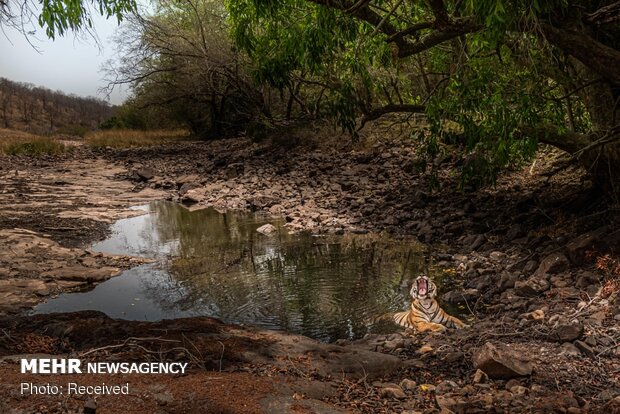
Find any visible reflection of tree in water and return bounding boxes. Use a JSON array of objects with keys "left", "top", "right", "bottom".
[{"left": 140, "top": 202, "right": 428, "bottom": 341}]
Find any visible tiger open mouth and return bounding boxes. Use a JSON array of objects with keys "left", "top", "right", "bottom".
[{"left": 417, "top": 277, "right": 428, "bottom": 296}]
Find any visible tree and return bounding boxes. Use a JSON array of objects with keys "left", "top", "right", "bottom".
[
  {"left": 0, "top": 79, "right": 15, "bottom": 128},
  {"left": 227, "top": 0, "right": 620, "bottom": 189},
  {"left": 1, "top": 0, "right": 135, "bottom": 38},
  {"left": 104, "top": 0, "right": 272, "bottom": 137}
]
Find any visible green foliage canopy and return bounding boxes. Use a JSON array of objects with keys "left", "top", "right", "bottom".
[
  {"left": 40, "top": 0, "right": 136, "bottom": 38},
  {"left": 226, "top": 0, "right": 620, "bottom": 187},
  {"left": 1, "top": 0, "right": 136, "bottom": 38}
]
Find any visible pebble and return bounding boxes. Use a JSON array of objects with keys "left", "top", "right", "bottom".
[
  {"left": 574, "top": 340, "right": 595, "bottom": 357},
  {"left": 435, "top": 380, "right": 458, "bottom": 395},
  {"left": 560, "top": 343, "right": 582, "bottom": 356},
  {"left": 399, "top": 379, "right": 417, "bottom": 391},
  {"left": 380, "top": 386, "right": 406, "bottom": 399},
  {"left": 473, "top": 369, "right": 488, "bottom": 384},
  {"left": 417, "top": 344, "right": 433, "bottom": 354}
]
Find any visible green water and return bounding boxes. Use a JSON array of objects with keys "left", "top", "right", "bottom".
[{"left": 35, "top": 201, "right": 434, "bottom": 342}]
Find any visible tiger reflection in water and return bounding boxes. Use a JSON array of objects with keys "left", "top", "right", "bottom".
[{"left": 393, "top": 275, "right": 469, "bottom": 333}]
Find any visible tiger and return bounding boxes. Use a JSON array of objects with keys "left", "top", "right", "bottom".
[{"left": 392, "top": 275, "right": 468, "bottom": 333}]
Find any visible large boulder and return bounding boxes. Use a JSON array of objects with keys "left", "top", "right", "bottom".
[
  {"left": 534, "top": 253, "right": 570, "bottom": 278},
  {"left": 552, "top": 323, "right": 584, "bottom": 343},
  {"left": 441, "top": 289, "right": 480, "bottom": 304},
  {"left": 566, "top": 227, "right": 607, "bottom": 265},
  {"left": 514, "top": 277, "right": 550, "bottom": 296},
  {"left": 133, "top": 167, "right": 155, "bottom": 182},
  {"left": 182, "top": 188, "right": 205, "bottom": 203},
  {"left": 472, "top": 342, "right": 533, "bottom": 379},
  {"left": 256, "top": 224, "right": 278, "bottom": 235}
]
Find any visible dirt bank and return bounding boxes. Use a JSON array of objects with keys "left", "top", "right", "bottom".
[{"left": 0, "top": 132, "right": 619, "bottom": 413}]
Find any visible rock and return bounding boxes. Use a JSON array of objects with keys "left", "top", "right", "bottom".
[
  {"left": 442, "top": 351, "right": 464, "bottom": 363},
  {"left": 514, "top": 277, "right": 550, "bottom": 296},
  {"left": 566, "top": 227, "right": 607, "bottom": 265},
  {"left": 498, "top": 272, "right": 519, "bottom": 291},
  {"left": 602, "top": 396, "right": 620, "bottom": 413},
  {"left": 399, "top": 379, "right": 417, "bottom": 391},
  {"left": 489, "top": 251, "right": 507, "bottom": 262},
  {"left": 588, "top": 311, "right": 607, "bottom": 326},
  {"left": 84, "top": 398, "right": 97, "bottom": 414},
  {"left": 380, "top": 386, "right": 406, "bottom": 399},
  {"left": 268, "top": 204, "right": 284, "bottom": 215},
  {"left": 559, "top": 343, "right": 582, "bottom": 356},
  {"left": 435, "top": 380, "right": 458, "bottom": 394},
  {"left": 225, "top": 163, "right": 244, "bottom": 179},
  {"left": 248, "top": 195, "right": 277, "bottom": 210},
  {"left": 505, "top": 379, "right": 521, "bottom": 390},
  {"left": 574, "top": 340, "right": 595, "bottom": 357},
  {"left": 256, "top": 224, "right": 277, "bottom": 235},
  {"left": 522, "top": 260, "right": 539, "bottom": 275},
  {"left": 530, "top": 384, "right": 547, "bottom": 394},
  {"left": 175, "top": 174, "right": 200, "bottom": 187},
  {"left": 575, "top": 271, "right": 601, "bottom": 288},
  {"left": 441, "top": 288, "right": 480, "bottom": 304},
  {"left": 472, "top": 369, "right": 488, "bottom": 384},
  {"left": 435, "top": 395, "right": 458, "bottom": 412},
  {"left": 534, "top": 253, "right": 570, "bottom": 277},
  {"left": 466, "top": 234, "right": 486, "bottom": 252},
  {"left": 134, "top": 168, "right": 155, "bottom": 181},
  {"left": 597, "top": 389, "right": 616, "bottom": 402},
  {"left": 510, "top": 385, "right": 528, "bottom": 395},
  {"left": 472, "top": 342, "right": 533, "bottom": 379},
  {"left": 179, "top": 181, "right": 200, "bottom": 195},
  {"left": 553, "top": 323, "right": 584, "bottom": 343},
  {"left": 417, "top": 344, "right": 433, "bottom": 354},
  {"left": 154, "top": 392, "right": 174, "bottom": 405},
  {"left": 182, "top": 188, "right": 205, "bottom": 203},
  {"left": 464, "top": 267, "right": 480, "bottom": 279},
  {"left": 384, "top": 338, "right": 405, "bottom": 350},
  {"left": 528, "top": 309, "right": 545, "bottom": 320},
  {"left": 468, "top": 274, "right": 493, "bottom": 292}
]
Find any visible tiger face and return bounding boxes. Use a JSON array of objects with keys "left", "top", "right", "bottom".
[{"left": 410, "top": 275, "right": 437, "bottom": 300}]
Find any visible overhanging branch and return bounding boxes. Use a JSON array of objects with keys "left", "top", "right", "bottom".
[{"left": 358, "top": 103, "right": 425, "bottom": 129}]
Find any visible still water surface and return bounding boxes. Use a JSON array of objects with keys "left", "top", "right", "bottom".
[{"left": 34, "top": 202, "right": 429, "bottom": 341}]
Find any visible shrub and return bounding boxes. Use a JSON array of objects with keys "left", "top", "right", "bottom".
[
  {"left": 1, "top": 137, "right": 66, "bottom": 155},
  {"left": 85, "top": 129, "right": 191, "bottom": 148}
]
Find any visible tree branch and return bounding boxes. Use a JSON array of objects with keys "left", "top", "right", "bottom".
[
  {"left": 585, "top": 1, "right": 620, "bottom": 25},
  {"left": 537, "top": 22, "right": 620, "bottom": 86},
  {"left": 358, "top": 103, "right": 425, "bottom": 129},
  {"left": 397, "top": 17, "right": 481, "bottom": 57},
  {"left": 386, "top": 21, "right": 434, "bottom": 43}
]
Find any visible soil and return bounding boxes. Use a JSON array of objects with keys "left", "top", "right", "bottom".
[{"left": 0, "top": 130, "right": 619, "bottom": 413}]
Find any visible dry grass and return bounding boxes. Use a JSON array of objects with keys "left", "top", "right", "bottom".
[
  {"left": 0, "top": 129, "right": 67, "bottom": 156},
  {"left": 86, "top": 129, "right": 191, "bottom": 148}
]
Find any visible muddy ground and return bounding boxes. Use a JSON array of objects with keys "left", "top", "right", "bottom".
[{"left": 0, "top": 130, "right": 619, "bottom": 413}]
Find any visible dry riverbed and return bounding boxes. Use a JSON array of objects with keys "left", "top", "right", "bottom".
[{"left": 0, "top": 132, "right": 619, "bottom": 413}]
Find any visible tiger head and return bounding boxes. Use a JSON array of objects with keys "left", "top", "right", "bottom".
[{"left": 410, "top": 275, "right": 437, "bottom": 300}]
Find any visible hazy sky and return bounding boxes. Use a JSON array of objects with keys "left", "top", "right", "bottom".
[{"left": 0, "top": 12, "right": 129, "bottom": 105}]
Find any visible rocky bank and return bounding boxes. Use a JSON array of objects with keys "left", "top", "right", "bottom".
[{"left": 0, "top": 132, "right": 618, "bottom": 413}]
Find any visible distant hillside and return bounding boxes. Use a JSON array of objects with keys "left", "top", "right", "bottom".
[{"left": 0, "top": 77, "right": 114, "bottom": 135}]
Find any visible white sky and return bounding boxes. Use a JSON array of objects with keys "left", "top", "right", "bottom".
[{"left": 0, "top": 11, "right": 129, "bottom": 105}]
